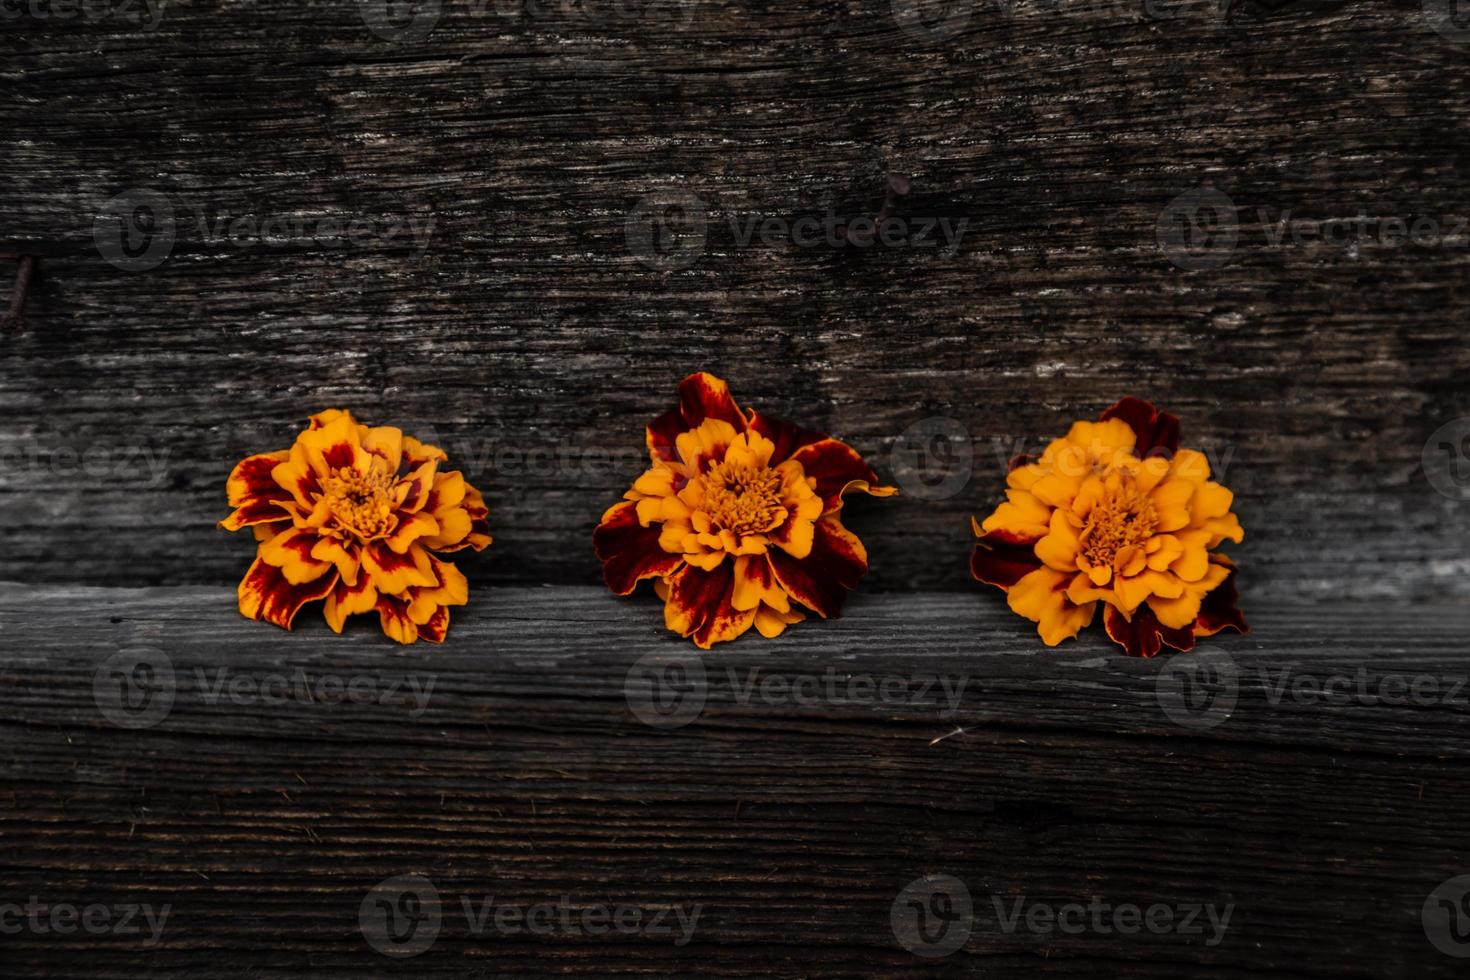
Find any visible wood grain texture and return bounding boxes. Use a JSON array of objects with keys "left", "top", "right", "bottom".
[
  {"left": 3, "top": 0, "right": 1470, "bottom": 596},
  {"left": 0, "top": 583, "right": 1468, "bottom": 976}
]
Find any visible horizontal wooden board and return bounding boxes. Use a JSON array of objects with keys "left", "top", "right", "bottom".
[{"left": 1, "top": 584, "right": 1468, "bottom": 976}]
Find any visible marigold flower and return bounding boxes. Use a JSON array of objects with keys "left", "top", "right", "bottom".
[
  {"left": 220, "top": 410, "right": 491, "bottom": 644},
  {"left": 594, "top": 373, "right": 896, "bottom": 648},
  {"left": 971, "top": 397, "right": 1247, "bottom": 657}
]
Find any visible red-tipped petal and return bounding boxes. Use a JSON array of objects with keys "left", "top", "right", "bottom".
[
  {"left": 970, "top": 529, "right": 1044, "bottom": 590},
  {"left": 646, "top": 373, "right": 749, "bottom": 462},
  {"left": 1103, "top": 603, "right": 1196, "bottom": 658},
  {"left": 747, "top": 409, "right": 826, "bottom": 465},
  {"left": 790, "top": 438, "right": 894, "bottom": 512},
  {"left": 1100, "top": 397, "right": 1181, "bottom": 460},
  {"left": 593, "top": 501, "right": 682, "bottom": 595},
  {"left": 663, "top": 560, "right": 756, "bottom": 648},
  {"left": 767, "top": 516, "right": 868, "bottom": 620},
  {"left": 238, "top": 558, "right": 338, "bottom": 630},
  {"left": 1196, "top": 562, "right": 1249, "bottom": 638}
]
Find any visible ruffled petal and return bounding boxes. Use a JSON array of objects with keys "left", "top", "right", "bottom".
[
  {"left": 647, "top": 372, "right": 749, "bottom": 462},
  {"left": 1006, "top": 566, "right": 1097, "bottom": 646},
  {"left": 1194, "top": 557, "right": 1249, "bottom": 638},
  {"left": 663, "top": 560, "right": 757, "bottom": 649},
  {"left": 593, "top": 501, "right": 682, "bottom": 595},
  {"left": 1100, "top": 397, "right": 1181, "bottom": 459},
  {"left": 324, "top": 572, "right": 378, "bottom": 633},
  {"left": 219, "top": 451, "right": 292, "bottom": 530},
  {"left": 767, "top": 516, "right": 868, "bottom": 619},
  {"left": 789, "top": 438, "right": 896, "bottom": 513},
  {"left": 361, "top": 541, "right": 438, "bottom": 594},
  {"left": 259, "top": 527, "right": 334, "bottom": 585},
  {"left": 747, "top": 409, "right": 826, "bottom": 465},
  {"left": 1103, "top": 602, "right": 1195, "bottom": 658},
  {"left": 238, "top": 557, "right": 338, "bottom": 630},
  {"left": 970, "top": 519, "right": 1044, "bottom": 590}
]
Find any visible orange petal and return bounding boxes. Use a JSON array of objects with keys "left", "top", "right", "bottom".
[
  {"left": 593, "top": 501, "right": 682, "bottom": 595},
  {"left": 361, "top": 541, "right": 438, "bottom": 594},
  {"left": 259, "top": 527, "right": 334, "bottom": 585},
  {"left": 767, "top": 516, "right": 868, "bottom": 620},
  {"left": 662, "top": 560, "right": 757, "bottom": 648},
  {"left": 1007, "top": 567, "right": 1097, "bottom": 646},
  {"left": 238, "top": 557, "right": 338, "bottom": 630},
  {"left": 324, "top": 572, "right": 378, "bottom": 633},
  {"left": 789, "top": 438, "right": 895, "bottom": 513}
]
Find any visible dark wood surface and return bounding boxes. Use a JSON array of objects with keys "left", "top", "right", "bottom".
[
  {"left": 1, "top": 583, "right": 1468, "bottom": 976},
  {"left": 4, "top": 0, "right": 1470, "bottom": 597}
]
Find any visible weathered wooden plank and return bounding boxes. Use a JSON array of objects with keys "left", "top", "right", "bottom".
[
  {"left": 1, "top": 584, "right": 1467, "bottom": 976},
  {"left": 3, "top": 1, "right": 1470, "bottom": 595}
]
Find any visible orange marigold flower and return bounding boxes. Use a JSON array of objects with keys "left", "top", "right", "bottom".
[
  {"left": 971, "top": 397, "right": 1247, "bottom": 657},
  {"left": 594, "top": 372, "right": 897, "bottom": 648},
  {"left": 219, "top": 410, "right": 491, "bottom": 644}
]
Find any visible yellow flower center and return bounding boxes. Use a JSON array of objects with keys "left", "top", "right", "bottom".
[
  {"left": 324, "top": 465, "right": 395, "bottom": 540},
  {"left": 700, "top": 458, "right": 785, "bottom": 539},
  {"left": 1078, "top": 473, "right": 1158, "bottom": 570}
]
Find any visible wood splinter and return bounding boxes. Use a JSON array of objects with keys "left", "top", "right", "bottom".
[{"left": 0, "top": 256, "right": 36, "bottom": 335}]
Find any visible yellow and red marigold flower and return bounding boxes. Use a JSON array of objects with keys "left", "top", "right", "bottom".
[
  {"left": 219, "top": 410, "right": 491, "bottom": 644},
  {"left": 971, "top": 398, "right": 1247, "bottom": 657},
  {"left": 594, "top": 373, "right": 896, "bottom": 648}
]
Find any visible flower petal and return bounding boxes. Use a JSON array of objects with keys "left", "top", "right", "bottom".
[
  {"left": 747, "top": 409, "right": 826, "bottom": 465},
  {"left": 789, "top": 438, "right": 896, "bottom": 513},
  {"left": 647, "top": 372, "right": 749, "bottom": 462},
  {"left": 767, "top": 516, "right": 868, "bottom": 620},
  {"left": 593, "top": 501, "right": 682, "bottom": 595},
  {"left": 324, "top": 572, "right": 378, "bottom": 633},
  {"left": 1099, "top": 397, "right": 1181, "bottom": 460},
  {"left": 1006, "top": 566, "right": 1097, "bottom": 646},
  {"left": 361, "top": 541, "right": 438, "bottom": 594},
  {"left": 238, "top": 557, "right": 338, "bottom": 630},
  {"left": 220, "top": 451, "right": 292, "bottom": 530},
  {"left": 970, "top": 519, "right": 1044, "bottom": 591},
  {"left": 1103, "top": 602, "right": 1195, "bottom": 658},
  {"left": 375, "top": 592, "right": 420, "bottom": 645},
  {"left": 1195, "top": 559, "right": 1250, "bottom": 638},
  {"left": 387, "top": 509, "right": 439, "bottom": 554},
  {"left": 663, "top": 560, "right": 757, "bottom": 649},
  {"left": 259, "top": 527, "right": 334, "bottom": 585}
]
